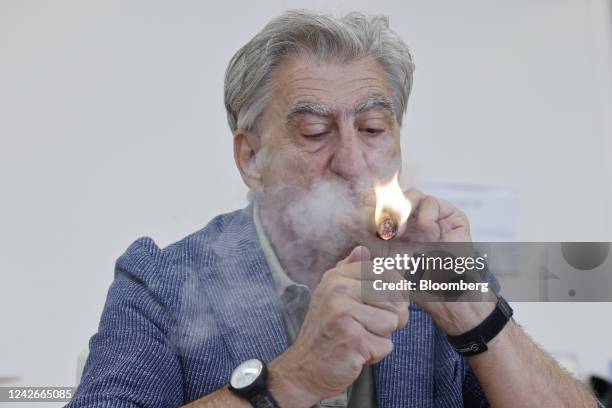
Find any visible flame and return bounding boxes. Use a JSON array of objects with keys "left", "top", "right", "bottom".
[{"left": 374, "top": 172, "right": 412, "bottom": 226}]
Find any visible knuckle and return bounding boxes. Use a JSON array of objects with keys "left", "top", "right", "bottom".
[
  {"left": 329, "top": 281, "right": 353, "bottom": 296},
  {"left": 344, "top": 325, "right": 362, "bottom": 345},
  {"left": 327, "top": 298, "right": 349, "bottom": 320},
  {"left": 382, "top": 338, "right": 394, "bottom": 354},
  {"left": 347, "top": 353, "right": 365, "bottom": 373},
  {"left": 380, "top": 313, "right": 398, "bottom": 337},
  {"left": 355, "top": 339, "right": 368, "bottom": 359},
  {"left": 374, "top": 338, "right": 394, "bottom": 359},
  {"left": 322, "top": 318, "right": 338, "bottom": 336},
  {"left": 354, "top": 338, "right": 371, "bottom": 362},
  {"left": 327, "top": 314, "right": 352, "bottom": 338},
  {"left": 341, "top": 324, "right": 367, "bottom": 351}
]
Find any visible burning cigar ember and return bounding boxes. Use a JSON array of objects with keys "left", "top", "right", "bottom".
[
  {"left": 376, "top": 214, "right": 398, "bottom": 240},
  {"left": 374, "top": 172, "right": 412, "bottom": 241}
]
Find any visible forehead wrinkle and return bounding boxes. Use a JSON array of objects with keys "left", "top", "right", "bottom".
[
  {"left": 285, "top": 81, "right": 385, "bottom": 100},
  {"left": 340, "top": 84, "right": 388, "bottom": 98},
  {"left": 341, "top": 75, "right": 385, "bottom": 85},
  {"left": 286, "top": 75, "right": 384, "bottom": 89},
  {"left": 291, "top": 85, "right": 334, "bottom": 94}
]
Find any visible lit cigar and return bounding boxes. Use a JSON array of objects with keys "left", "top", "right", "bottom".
[
  {"left": 376, "top": 210, "right": 399, "bottom": 241},
  {"left": 374, "top": 172, "right": 412, "bottom": 241}
]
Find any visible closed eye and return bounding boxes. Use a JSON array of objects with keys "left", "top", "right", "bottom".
[
  {"left": 301, "top": 132, "right": 329, "bottom": 139},
  {"left": 360, "top": 128, "right": 385, "bottom": 135}
]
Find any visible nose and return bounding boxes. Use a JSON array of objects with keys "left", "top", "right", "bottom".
[{"left": 329, "top": 126, "right": 369, "bottom": 181}]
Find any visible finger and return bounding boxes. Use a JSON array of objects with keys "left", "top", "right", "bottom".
[
  {"left": 320, "top": 276, "right": 363, "bottom": 302},
  {"left": 342, "top": 318, "right": 394, "bottom": 365},
  {"left": 404, "top": 188, "right": 426, "bottom": 216},
  {"left": 361, "top": 329, "right": 394, "bottom": 364},
  {"left": 435, "top": 196, "right": 457, "bottom": 220},
  {"left": 435, "top": 199, "right": 470, "bottom": 237},
  {"left": 396, "top": 220, "right": 408, "bottom": 238},
  {"left": 321, "top": 272, "right": 396, "bottom": 307},
  {"left": 416, "top": 195, "right": 440, "bottom": 231},
  {"left": 369, "top": 266, "right": 412, "bottom": 302},
  {"left": 398, "top": 189, "right": 431, "bottom": 241},
  {"left": 334, "top": 260, "right": 374, "bottom": 281},
  {"left": 322, "top": 271, "right": 409, "bottom": 328},
  {"left": 359, "top": 259, "right": 411, "bottom": 311},
  {"left": 334, "top": 261, "right": 410, "bottom": 288},
  {"left": 364, "top": 298, "right": 409, "bottom": 327},
  {"left": 351, "top": 303, "right": 408, "bottom": 336},
  {"left": 344, "top": 246, "right": 365, "bottom": 265},
  {"left": 408, "top": 195, "right": 441, "bottom": 241},
  {"left": 337, "top": 245, "right": 371, "bottom": 267}
]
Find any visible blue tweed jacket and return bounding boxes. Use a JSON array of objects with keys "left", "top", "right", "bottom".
[{"left": 66, "top": 205, "right": 489, "bottom": 407}]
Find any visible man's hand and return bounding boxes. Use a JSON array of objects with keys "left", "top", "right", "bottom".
[
  {"left": 396, "top": 189, "right": 496, "bottom": 334},
  {"left": 267, "top": 246, "right": 409, "bottom": 408},
  {"left": 402, "top": 189, "right": 472, "bottom": 243}
]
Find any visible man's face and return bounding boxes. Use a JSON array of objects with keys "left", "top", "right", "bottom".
[
  {"left": 256, "top": 54, "right": 402, "bottom": 204},
  {"left": 247, "top": 54, "right": 403, "bottom": 259}
]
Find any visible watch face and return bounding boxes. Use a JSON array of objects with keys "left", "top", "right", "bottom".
[{"left": 230, "top": 359, "right": 263, "bottom": 390}]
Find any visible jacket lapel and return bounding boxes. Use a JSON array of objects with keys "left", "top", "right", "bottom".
[
  {"left": 205, "top": 206, "right": 289, "bottom": 365},
  {"left": 374, "top": 303, "right": 435, "bottom": 408}
]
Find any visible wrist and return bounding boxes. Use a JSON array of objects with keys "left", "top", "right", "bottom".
[
  {"left": 434, "top": 301, "right": 496, "bottom": 336},
  {"left": 267, "top": 351, "right": 321, "bottom": 408},
  {"left": 446, "top": 297, "right": 514, "bottom": 357}
]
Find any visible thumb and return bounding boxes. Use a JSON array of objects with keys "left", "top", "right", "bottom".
[{"left": 342, "top": 245, "right": 371, "bottom": 264}]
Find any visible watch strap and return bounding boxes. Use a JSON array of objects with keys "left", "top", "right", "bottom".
[
  {"left": 447, "top": 296, "right": 513, "bottom": 357},
  {"left": 249, "top": 391, "right": 279, "bottom": 408}
]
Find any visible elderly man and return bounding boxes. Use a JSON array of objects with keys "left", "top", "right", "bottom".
[{"left": 67, "top": 10, "right": 599, "bottom": 408}]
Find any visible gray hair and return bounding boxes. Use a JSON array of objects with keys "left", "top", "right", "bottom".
[{"left": 224, "top": 9, "right": 416, "bottom": 134}]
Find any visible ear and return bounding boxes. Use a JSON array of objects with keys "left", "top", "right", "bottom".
[{"left": 233, "top": 129, "right": 263, "bottom": 193}]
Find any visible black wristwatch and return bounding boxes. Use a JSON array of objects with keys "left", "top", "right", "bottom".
[
  {"left": 228, "top": 358, "right": 279, "bottom": 408},
  {"left": 447, "top": 296, "right": 514, "bottom": 357}
]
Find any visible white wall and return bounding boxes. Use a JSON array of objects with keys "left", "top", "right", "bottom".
[{"left": 1, "top": 0, "right": 610, "bottom": 398}]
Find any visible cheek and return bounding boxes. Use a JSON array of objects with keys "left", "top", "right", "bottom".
[
  {"left": 366, "top": 140, "right": 402, "bottom": 179},
  {"left": 262, "top": 148, "right": 329, "bottom": 188}
]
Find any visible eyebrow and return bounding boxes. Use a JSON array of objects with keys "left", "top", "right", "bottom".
[
  {"left": 285, "top": 94, "right": 396, "bottom": 125},
  {"left": 286, "top": 101, "right": 333, "bottom": 122},
  {"left": 353, "top": 94, "right": 395, "bottom": 116}
]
